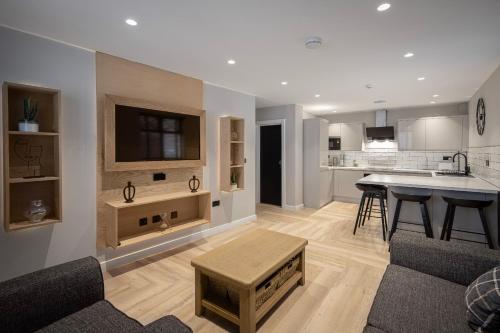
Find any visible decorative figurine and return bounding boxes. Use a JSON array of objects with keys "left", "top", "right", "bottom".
[
  {"left": 159, "top": 213, "right": 168, "bottom": 229},
  {"left": 189, "top": 175, "right": 200, "bottom": 193},
  {"left": 123, "top": 181, "right": 136, "bottom": 203}
]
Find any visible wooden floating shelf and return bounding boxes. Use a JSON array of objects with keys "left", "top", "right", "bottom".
[
  {"left": 9, "top": 219, "right": 61, "bottom": 231},
  {"left": 230, "top": 141, "right": 244, "bottom": 144},
  {"left": 230, "top": 165, "right": 244, "bottom": 168},
  {"left": 9, "top": 176, "right": 59, "bottom": 184},
  {"left": 224, "top": 188, "right": 244, "bottom": 192},
  {"left": 8, "top": 131, "right": 59, "bottom": 136},
  {"left": 105, "top": 190, "right": 211, "bottom": 248},
  {"left": 118, "top": 218, "right": 209, "bottom": 247}
]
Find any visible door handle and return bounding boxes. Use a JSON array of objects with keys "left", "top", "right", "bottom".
[{"left": 278, "top": 160, "right": 282, "bottom": 166}]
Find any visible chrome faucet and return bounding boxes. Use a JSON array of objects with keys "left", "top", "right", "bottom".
[{"left": 452, "top": 151, "right": 470, "bottom": 175}]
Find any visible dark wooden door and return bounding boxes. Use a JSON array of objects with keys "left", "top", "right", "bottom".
[{"left": 260, "top": 125, "right": 282, "bottom": 206}]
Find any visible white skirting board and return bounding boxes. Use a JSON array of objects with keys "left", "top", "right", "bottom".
[
  {"left": 284, "top": 203, "right": 305, "bottom": 210},
  {"left": 99, "top": 214, "right": 257, "bottom": 271}
]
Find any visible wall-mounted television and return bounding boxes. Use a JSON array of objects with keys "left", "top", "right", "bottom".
[{"left": 105, "top": 95, "right": 206, "bottom": 171}]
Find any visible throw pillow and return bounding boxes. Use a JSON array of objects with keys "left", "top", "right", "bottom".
[{"left": 465, "top": 266, "right": 500, "bottom": 332}]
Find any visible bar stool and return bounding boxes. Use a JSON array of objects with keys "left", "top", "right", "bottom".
[
  {"left": 389, "top": 191, "right": 433, "bottom": 241},
  {"left": 353, "top": 184, "right": 388, "bottom": 241},
  {"left": 440, "top": 196, "right": 494, "bottom": 249}
]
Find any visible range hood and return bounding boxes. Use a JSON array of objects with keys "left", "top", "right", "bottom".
[{"left": 366, "top": 110, "right": 395, "bottom": 141}]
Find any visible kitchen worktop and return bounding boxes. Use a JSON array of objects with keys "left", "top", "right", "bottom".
[
  {"left": 320, "top": 165, "right": 435, "bottom": 175},
  {"left": 358, "top": 173, "right": 500, "bottom": 194}
]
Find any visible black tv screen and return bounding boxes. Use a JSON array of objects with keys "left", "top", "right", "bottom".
[{"left": 115, "top": 105, "right": 200, "bottom": 162}]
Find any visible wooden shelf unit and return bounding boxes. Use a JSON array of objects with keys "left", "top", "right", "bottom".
[
  {"left": 105, "top": 190, "right": 211, "bottom": 248},
  {"left": 3, "top": 82, "right": 62, "bottom": 231},
  {"left": 219, "top": 116, "right": 245, "bottom": 192}
]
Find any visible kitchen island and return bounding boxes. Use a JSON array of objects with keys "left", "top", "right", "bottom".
[{"left": 357, "top": 174, "right": 500, "bottom": 247}]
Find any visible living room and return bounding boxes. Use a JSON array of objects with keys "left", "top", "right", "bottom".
[{"left": 1, "top": 1, "right": 500, "bottom": 333}]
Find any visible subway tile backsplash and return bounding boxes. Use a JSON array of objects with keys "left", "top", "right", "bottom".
[
  {"left": 468, "top": 146, "right": 500, "bottom": 188},
  {"left": 328, "top": 150, "right": 457, "bottom": 170}
]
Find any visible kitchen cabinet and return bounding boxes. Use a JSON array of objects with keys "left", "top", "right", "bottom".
[
  {"left": 425, "top": 116, "right": 463, "bottom": 151},
  {"left": 398, "top": 118, "right": 426, "bottom": 151},
  {"left": 340, "top": 123, "right": 363, "bottom": 151},
  {"left": 333, "top": 170, "right": 364, "bottom": 202},
  {"left": 328, "top": 123, "right": 341, "bottom": 137},
  {"left": 397, "top": 116, "right": 468, "bottom": 151}
]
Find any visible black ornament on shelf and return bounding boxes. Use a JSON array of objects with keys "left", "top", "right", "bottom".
[
  {"left": 123, "top": 181, "right": 136, "bottom": 203},
  {"left": 188, "top": 175, "right": 200, "bottom": 193}
]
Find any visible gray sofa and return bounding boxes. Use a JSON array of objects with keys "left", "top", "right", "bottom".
[
  {"left": 0, "top": 256, "right": 192, "bottom": 333},
  {"left": 364, "top": 232, "right": 500, "bottom": 333}
]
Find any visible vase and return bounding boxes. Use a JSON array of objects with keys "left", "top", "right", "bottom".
[
  {"left": 24, "top": 200, "right": 48, "bottom": 223},
  {"left": 231, "top": 184, "right": 238, "bottom": 191},
  {"left": 18, "top": 121, "right": 39, "bottom": 132}
]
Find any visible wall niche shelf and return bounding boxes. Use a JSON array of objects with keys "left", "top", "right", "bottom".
[
  {"left": 219, "top": 116, "right": 245, "bottom": 192},
  {"left": 105, "top": 190, "right": 211, "bottom": 248},
  {"left": 2, "top": 82, "right": 62, "bottom": 232}
]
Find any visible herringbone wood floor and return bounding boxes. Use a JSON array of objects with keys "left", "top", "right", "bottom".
[{"left": 104, "top": 201, "right": 389, "bottom": 333}]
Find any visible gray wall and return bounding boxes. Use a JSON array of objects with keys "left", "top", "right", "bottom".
[
  {"left": 256, "top": 104, "right": 304, "bottom": 207},
  {"left": 0, "top": 27, "right": 97, "bottom": 281},
  {"left": 469, "top": 63, "right": 500, "bottom": 148},
  {"left": 321, "top": 103, "right": 468, "bottom": 126}
]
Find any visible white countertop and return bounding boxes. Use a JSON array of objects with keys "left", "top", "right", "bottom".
[
  {"left": 358, "top": 174, "right": 500, "bottom": 194},
  {"left": 320, "top": 165, "right": 434, "bottom": 174}
]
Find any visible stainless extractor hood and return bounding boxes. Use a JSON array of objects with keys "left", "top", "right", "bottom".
[{"left": 366, "top": 110, "right": 395, "bottom": 141}]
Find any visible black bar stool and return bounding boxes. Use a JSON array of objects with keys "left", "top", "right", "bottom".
[
  {"left": 389, "top": 191, "right": 433, "bottom": 240},
  {"left": 353, "top": 184, "right": 388, "bottom": 241},
  {"left": 440, "top": 196, "right": 494, "bottom": 249}
]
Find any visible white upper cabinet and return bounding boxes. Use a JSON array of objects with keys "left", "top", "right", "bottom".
[
  {"left": 397, "top": 116, "right": 467, "bottom": 151},
  {"left": 398, "top": 118, "right": 426, "bottom": 151},
  {"left": 328, "top": 123, "right": 341, "bottom": 137},
  {"left": 340, "top": 123, "right": 363, "bottom": 151}
]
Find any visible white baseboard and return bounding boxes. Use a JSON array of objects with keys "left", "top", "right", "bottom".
[
  {"left": 99, "top": 214, "right": 257, "bottom": 271},
  {"left": 284, "top": 203, "right": 304, "bottom": 210}
]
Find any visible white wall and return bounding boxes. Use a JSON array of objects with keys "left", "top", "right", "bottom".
[
  {"left": 469, "top": 63, "right": 500, "bottom": 148},
  {"left": 0, "top": 27, "right": 97, "bottom": 281},
  {"left": 256, "top": 104, "right": 304, "bottom": 208},
  {"left": 203, "top": 83, "right": 256, "bottom": 225}
]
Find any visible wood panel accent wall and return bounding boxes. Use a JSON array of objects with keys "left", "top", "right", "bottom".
[{"left": 96, "top": 52, "right": 204, "bottom": 248}]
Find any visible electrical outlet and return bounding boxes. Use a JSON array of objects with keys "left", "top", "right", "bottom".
[
  {"left": 139, "top": 217, "right": 148, "bottom": 226},
  {"left": 443, "top": 156, "right": 451, "bottom": 161},
  {"left": 212, "top": 200, "right": 220, "bottom": 207},
  {"left": 153, "top": 172, "right": 166, "bottom": 181},
  {"left": 152, "top": 215, "right": 162, "bottom": 223},
  {"left": 486, "top": 160, "right": 490, "bottom": 167},
  {"left": 170, "top": 211, "right": 178, "bottom": 219}
]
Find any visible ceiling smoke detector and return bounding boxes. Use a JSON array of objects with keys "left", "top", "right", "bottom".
[{"left": 305, "top": 36, "right": 323, "bottom": 49}]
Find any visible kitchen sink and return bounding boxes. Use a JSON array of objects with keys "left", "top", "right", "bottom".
[{"left": 435, "top": 171, "right": 474, "bottom": 178}]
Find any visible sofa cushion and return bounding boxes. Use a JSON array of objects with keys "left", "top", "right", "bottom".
[
  {"left": 144, "top": 315, "right": 193, "bottom": 333},
  {"left": 367, "top": 264, "right": 472, "bottom": 333},
  {"left": 465, "top": 266, "right": 500, "bottom": 332},
  {"left": 36, "top": 300, "right": 143, "bottom": 332}
]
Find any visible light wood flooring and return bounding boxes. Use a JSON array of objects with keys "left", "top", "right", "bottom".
[{"left": 104, "top": 201, "right": 390, "bottom": 333}]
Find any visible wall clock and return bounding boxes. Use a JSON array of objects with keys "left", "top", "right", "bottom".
[{"left": 476, "top": 98, "right": 486, "bottom": 136}]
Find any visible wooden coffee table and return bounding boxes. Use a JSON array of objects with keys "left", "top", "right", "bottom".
[{"left": 191, "top": 229, "right": 307, "bottom": 333}]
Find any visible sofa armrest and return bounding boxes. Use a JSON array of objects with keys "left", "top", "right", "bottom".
[
  {"left": 0, "top": 256, "right": 104, "bottom": 333},
  {"left": 390, "top": 232, "right": 500, "bottom": 286},
  {"left": 144, "top": 315, "right": 193, "bottom": 333}
]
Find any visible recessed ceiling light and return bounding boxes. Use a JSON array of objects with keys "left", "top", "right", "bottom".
[
  {"left": 227, "top": 59, "right": 236, "bottom": 65},
  {"left": 377, "top": 3, "right": 391, "bottom": 12},
  {"left": 315, "top": 94, "right": 320, "bottom": 98},
  {"left": 417, "top": 77, "right": 426, "bottom": 81},
  {"left": 125, "top": 18, "right": 138, "bottom": 26},
  {"left": 432, "top": 94, "right": 439, "bottom": 98},
  {"left": 281, "top": 81, "right": 288, "bottom": 86},
  {"left": 404, "top": 52, "right": 414, "bottom": 58},
  {"left": 430, "top": 101, "right": 436, "bottom": 104}
]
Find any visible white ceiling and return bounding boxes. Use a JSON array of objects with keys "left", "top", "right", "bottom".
[{"left": 1, "top": 0, "right": 500, "bottom": 114}]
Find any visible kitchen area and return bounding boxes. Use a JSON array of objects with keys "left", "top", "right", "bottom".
[{"left": 303, "top": 107, "right": 500, "bottom": 248}]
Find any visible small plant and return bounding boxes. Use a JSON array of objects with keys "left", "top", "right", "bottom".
[
  {"left": 23, "top": 97, "right": 38, "bottom": 122},
  {"left": 231, "top": 173, "right": 237, "bottom": 185}
]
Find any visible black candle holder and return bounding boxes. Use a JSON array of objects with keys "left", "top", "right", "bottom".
[
  {"left": 189, "top": 175, "right": 200, "bottom": 193},
  {"left": 123, "top": 181, "right": 136, "bottom": 203}
]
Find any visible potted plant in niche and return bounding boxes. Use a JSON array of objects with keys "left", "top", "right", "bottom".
[
  {"left": 19, "top": 97, "right": 39, "bottom": 132},
  {"left": 231, "top": 173, "right": 238, "bottom": 191}
]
